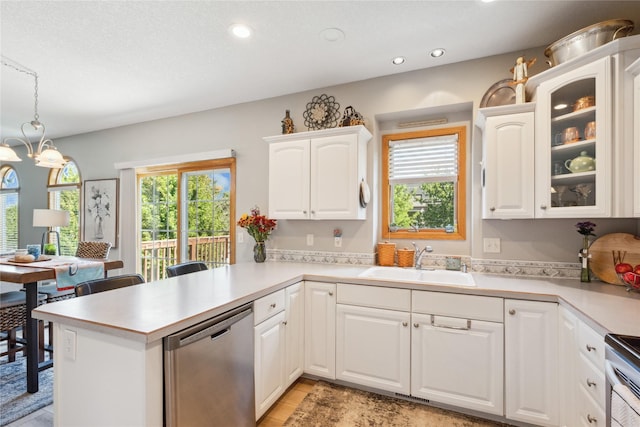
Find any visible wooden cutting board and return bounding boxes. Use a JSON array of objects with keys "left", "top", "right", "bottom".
[{"left": 589, "top": 233, "right": 640, "bottom": 285}]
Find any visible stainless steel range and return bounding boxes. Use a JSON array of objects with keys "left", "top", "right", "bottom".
[{"left": 605, "top": 334, "right": 640, "bottom": 426}]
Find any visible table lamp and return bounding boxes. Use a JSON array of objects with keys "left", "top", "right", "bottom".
[{"left": 33, "top": 208, "right": 70, "bottom": 255}]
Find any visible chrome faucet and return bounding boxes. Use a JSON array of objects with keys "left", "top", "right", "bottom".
[{"left": 412, "top": 242, "right": 433, "bottom": 270}]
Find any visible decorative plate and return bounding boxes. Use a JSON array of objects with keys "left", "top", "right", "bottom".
[
  {"left": 359, "top": 180, "right": 371, "bottom": 208},
  {"left": 303, "top": 94, "right": 341, "bottom": 130},
  {"left": 480, "top": 79, "right": 516, "bottom": 108}
]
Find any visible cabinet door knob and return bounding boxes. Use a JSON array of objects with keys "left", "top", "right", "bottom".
[
  {"left": 586, "top": 378, "right": 596, "bottom": 387},
  {"left": 328, "top": 291, "right": 333, "bottom": 296},
  {"left": 540, "top": 204, "right": 547, "bottom": 210},
  {"left": 303, "top": 210, "right": 307, "bottom": 214},
  {"left": 413, "top": 323, "right": 419, "bottom": 328},
  {"left": 270, "top": 303, "right": 276, "bottom": 308},
  {"left": 490, "top": 207, "right": 496, "bottom": 212},
  {"left": 586, "top": 344, "right": 596, "bottom": 352},
  {"left": 508, "top": 309, "right": 516, "bottom": 315},
  {"left": 282, "top": 320, "right": 288, "bottom": 326},
  {"left": 587, "top": 414, "right": 597, "bottom": 423},
  {"left": 402, "top": 321, "right": 408, "bottom": 327}
]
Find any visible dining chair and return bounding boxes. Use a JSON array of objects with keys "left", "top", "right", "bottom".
[
  {"left": 75, "top": 241, "right": 112, "bottom": 259},
  {"left": 166, "top": 261, "right": 208, "bottom": 277},
  {"left": 74, "top": 274, "right": 145, "bottom": 297},
  {"left": 0, "top": 291, "right": 46, "bottom": 362}
]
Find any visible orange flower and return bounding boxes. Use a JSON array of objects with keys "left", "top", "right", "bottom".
[{"left": 237, "top": 206, "right": 277, "bottom": 242}]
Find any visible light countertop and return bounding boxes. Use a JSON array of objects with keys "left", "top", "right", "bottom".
[{"left": 33, "top": 262, "right": 640, "bottom": 343}]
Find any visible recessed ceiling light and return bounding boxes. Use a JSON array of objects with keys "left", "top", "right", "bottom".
[
  {"left": 392, "top": 56, "right": 406, "bottom": 65},
  {"left": 430, "top": 48, "right": 446, "bottom": 58},
  {"left": 320, "top": 27, "right": 345, "bottom": 43},
  {"left": 230, "top": 23, "right": 252, "bottom": 39}
]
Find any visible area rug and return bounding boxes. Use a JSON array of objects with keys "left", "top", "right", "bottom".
[
  {"left": 0, "top": 356, "right": 53, "bottom": 426},
  {"left": 284, "top": 381, "right": 510, "bottom": 427}
]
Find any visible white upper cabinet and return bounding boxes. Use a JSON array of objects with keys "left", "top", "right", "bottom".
[
  {"left": 478, "top": 103, "right": 535, "bottom": 219},
  {"left": 265, "top": 125, "right": 371, "bottom": 220},
  {"left": 534, "top": 57, "right": 611, "bottom": 218},
  {"left": 527, "top": 35, "right": 640, "bottom": 218},
  {"left": 627, "top": 56, "right": 640, "bottom": 217}
]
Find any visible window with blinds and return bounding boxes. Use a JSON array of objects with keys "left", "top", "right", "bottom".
[{"left": 382, "top": 126, "right": 466, "bottom": 240}]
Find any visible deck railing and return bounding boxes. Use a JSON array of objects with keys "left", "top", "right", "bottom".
[{"left": 140, "top": 235, "right": 230, "bottom": 281}]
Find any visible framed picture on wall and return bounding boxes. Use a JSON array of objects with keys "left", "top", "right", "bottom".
[{"left": 83, "top": 178, "right": 119, "bottom": 248}]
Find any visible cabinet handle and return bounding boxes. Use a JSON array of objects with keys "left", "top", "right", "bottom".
[
  {"left": 413, "top": 323, "right": 419, "bottom": 328},
  {"left": 431, "top": 315, "right": 471, "bottom": 330},
  {"left": 311, "top": 210, "right": 316, "bottom": 214},
  {"left": 270, "top": 303, "right": 276, "bottom": 309},
  {"left": 586, "top": 344, "right": 596, "bottom": 352},
  {"left": 587, "top": 414, "right": 597, "bottom": 423},
  {"left": 303, "top": 210, "right": 307, "bottom": 214},
  {"left": 509, "top": 309, "right": 516, "bottom": 315},
  {"left": 328, "top": 291, "right": 333, "bottom": 296},
  {"left": 402, "top": 321, "right": 408, "bottom": 327},
  {"left": 282, "top": 320, "right": 288, "bottom": 326},
  {"left": 586, "top": 378, "right": 596, "bottom": 387},
  {"left": 540, "top": 204, "right": 547, "bottom": 210},
  {"left": 490, "top": 207, "right": 495, "bottom": 212}
]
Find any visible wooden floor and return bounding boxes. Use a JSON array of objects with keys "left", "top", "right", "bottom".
[{"left": 258, "top": 378, "right": 316, "bottom": 427}]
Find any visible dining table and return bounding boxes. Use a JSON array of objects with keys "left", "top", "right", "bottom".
[{"left": 0, "top": 256, "right": 123, "bottom": 393}]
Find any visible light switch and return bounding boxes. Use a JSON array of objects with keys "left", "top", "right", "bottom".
[{"left": 483, "top": 238, "right": 501, "bottom": 253}]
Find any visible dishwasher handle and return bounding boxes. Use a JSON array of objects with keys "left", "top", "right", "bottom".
[{"left": 165, "top": 304, "right": 253, "bottom": 350}]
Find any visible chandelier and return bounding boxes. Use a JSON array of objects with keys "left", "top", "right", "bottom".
[{"left": 0, "top": 56, "right": 67, "bottom": 168}]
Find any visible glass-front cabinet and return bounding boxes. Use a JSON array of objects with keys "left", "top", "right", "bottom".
[{"left": 534, "top": 57, "right": 611, "bottom": 218}]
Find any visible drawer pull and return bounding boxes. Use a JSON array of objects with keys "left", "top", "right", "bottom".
[
  {"left": 508, "top": 309, "right": 516, "bottom": 315},
  {"left": 586, "top": 378, "right": 596, "bottom": 387},
  {"left": 402, "top": 321, "right": 408, "bottom": 327},
  {"left": 328, "top": 291, "right": 334, "bottom": 296},
  {"left": 586, "top": 344, "right": 596, "bottom": 352},
  {"left": 270, "top": 303, "right": 276, "bottom": 309},
  {"left": 413, "top": 323, "right": 419, "bottom": 328},
  {"left": 587, "top": 414, "right": 597, "bottom": 423},
  {"left": 431, "top": 315, "right": 471, "bottom": 330}
]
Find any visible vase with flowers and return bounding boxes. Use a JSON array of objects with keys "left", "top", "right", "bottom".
[
  {"left": 575, "top": 221, "right": 596, "bottom": 282},
  {"left": 237, "top": 206, "right": 277, "bottom": 263}
]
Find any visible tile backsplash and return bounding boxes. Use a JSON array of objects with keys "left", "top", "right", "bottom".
[{"left": 268, "top": 248, "right": 583, "bottom": 280}]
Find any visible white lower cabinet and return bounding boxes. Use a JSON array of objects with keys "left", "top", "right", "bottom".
[
  {"left": 254, "top": 310, "right": 286, "bottom": 420},
  {"left": 304, "top": 281, "right": 336, "bottom": 379},
  {"left": 285, "top": 282, "right": 305, "bottom": 388},
  {"left": 254, "top": 283, "right": 305, "bottom": 420},
  {"left": 559, "top": 305, "right": 606, "bottom": 427},
  {"left": 336, "top": 284, "right": 411, "bottom": 394},
  {"left": 505, "top": 299, "right": 559, "bottom": 426},
  {"left": 411, "top": 291, "right": 504, "bottom": 415}
]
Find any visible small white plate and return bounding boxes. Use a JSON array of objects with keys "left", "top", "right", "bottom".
[{"left": 360, "top": 181, "right": 371, "bottom": 207}]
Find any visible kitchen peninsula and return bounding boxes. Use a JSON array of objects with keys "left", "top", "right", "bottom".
[{"left": 34, "top": 262, "right": 640, "bottom": 426}]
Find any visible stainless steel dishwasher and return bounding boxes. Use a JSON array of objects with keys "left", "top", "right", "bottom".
[{"left": 164, "top": 303, "right": 255, "bottom": 427}]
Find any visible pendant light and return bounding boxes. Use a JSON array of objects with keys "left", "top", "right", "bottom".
[{"left": 0, "top": 56, "right": 67, "bottom": 169}]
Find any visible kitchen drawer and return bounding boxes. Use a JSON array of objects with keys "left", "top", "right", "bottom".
[
  {"left": 578, "top": 321, "right": 605, "bottom": 369},
  {"left": 254, "top": 289, "right": 285, "bottom": 325},
  {"left": 576, "top": 384, "right": 605, "bottom": 426},
  {"left": 337, "top": 283, "right": 410, "bottom": 311},
  {"left": 412, "top": 291, "right": 503, "bottom": 322},
  {"left": 577, "top": 352, "right": 606, "bottom": 410}
]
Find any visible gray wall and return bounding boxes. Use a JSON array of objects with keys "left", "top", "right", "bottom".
[{"left": 12, "top": 46, "right": 639, "bottom": 264}]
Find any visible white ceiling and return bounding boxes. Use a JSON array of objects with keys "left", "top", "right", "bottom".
[{"left": 1, "top": 1, "right": 639, "bottom": 141}]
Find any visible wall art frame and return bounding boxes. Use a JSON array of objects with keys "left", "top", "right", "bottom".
[{"left": 83, "top": 178, "right": 119, "bottom": 248}]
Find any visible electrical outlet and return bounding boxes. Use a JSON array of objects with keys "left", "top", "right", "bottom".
[
  {"left": 483, "top": 237, "right": 501, "bottom": 253},
  {"left": 237, "top": 231, "right": 243, "bottom": 243},
  {"left": 306, "top": 234, "right": 314, "bottom": 246},
  {"left": 64, "top": 329, "right": 77, "bottom": 361},
  {"left": 334, "top": 236, "right": 342, "bottom": 247}
]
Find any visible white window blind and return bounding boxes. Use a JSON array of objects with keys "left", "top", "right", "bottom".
[{"left": 388, "top": 134, "right": 458, "bottom": 185}]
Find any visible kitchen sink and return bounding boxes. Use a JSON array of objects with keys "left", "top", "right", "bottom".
[{"left": 358, "top": 266, "right": 475, "bottom": 287}]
